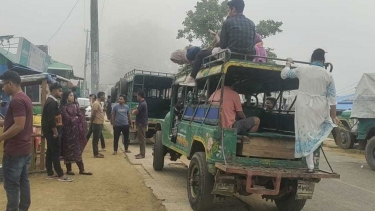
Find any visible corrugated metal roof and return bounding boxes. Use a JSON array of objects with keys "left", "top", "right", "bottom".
[{"left": 48, "top": 60, "right": 73, "bottom": 71}]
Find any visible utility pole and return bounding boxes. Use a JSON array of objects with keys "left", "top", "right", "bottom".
[
  {"left": 83, "top": 29, "right": 90, "bottom": 97},
  {"left": 90, "top": 0, "right": 99, "bottom": 94}
]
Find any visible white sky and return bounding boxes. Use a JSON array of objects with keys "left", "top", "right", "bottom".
[{"left": 0, "top": 0, "right": 374, "bottom": 95}]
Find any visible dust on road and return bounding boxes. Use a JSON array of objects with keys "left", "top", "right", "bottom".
[{"left": 0, "top": 138, "right": 165, "bottom": 211}]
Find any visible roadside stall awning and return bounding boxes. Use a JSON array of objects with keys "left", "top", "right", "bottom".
[{"left": 0, "top": 73, "right": 56, "bottom": 86}]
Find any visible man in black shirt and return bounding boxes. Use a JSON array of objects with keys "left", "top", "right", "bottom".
[
  {"left": 42, "top": 83, "right": 72, "bottom": 182},
  {"left": 132, "top": 91, "right": 148, "bottom": 159},
  {"left": 180, "top": 0, "right": 255, "bottom": 87}
]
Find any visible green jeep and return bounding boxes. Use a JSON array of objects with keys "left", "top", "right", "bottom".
[
  {"left": 111, "top": 69, "right": 175, "bottom": 140},
  {"left": 152, "top": 51, "right": 340, "bottom": 211},
  {"left": 333, "top": 73, "right": 375, "bottom": 170},
  {"left": 333, "top": 109, "right": 358, "bottom": 149}
]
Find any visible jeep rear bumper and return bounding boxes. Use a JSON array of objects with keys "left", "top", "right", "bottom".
[{"left": 215, "top": 163, "right": 340, "bottom": 196}]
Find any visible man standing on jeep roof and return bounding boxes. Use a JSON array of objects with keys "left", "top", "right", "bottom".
[{"left": 132, "top": 90, "right": 148, "bottom": 159}]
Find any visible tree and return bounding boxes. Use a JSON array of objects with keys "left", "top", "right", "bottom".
[
  {"left": 177, "top": 0, "right": 228, "bottom": 47},
  {"left": 177, "top": 0, "right": 283, "bottom": 57}
]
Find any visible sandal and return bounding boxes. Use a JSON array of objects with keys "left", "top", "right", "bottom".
[
  {"left": 79, "top": 171, "right": 93, "bottom": 175},
  {"left": 46, "top": 175, "right": 58, "bottom": 180},
  {"left": 66, "top": 171, "right": 75, "bottom": 176},
  {"left": 57, "top": 176, "right": 73, "bottom": 182},
  {"left": 94, "top": 153, "right": 105, "bottom": 158},
  {"left": 135, "top": 154, "right": 145, "bottom": 159}
]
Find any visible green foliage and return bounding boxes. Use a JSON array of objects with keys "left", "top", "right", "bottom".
[
  {"left": 177, "top": 0, "right": 228, "bottom": 47},
  {"left": 177, "top": 0, "right": 283, "bottom": 57},
  {"left": 266, "top": 48, "right": 277, "bottom": 58},
  {"left": 256, "top": 20, "right": 283, "bottom": 39}
]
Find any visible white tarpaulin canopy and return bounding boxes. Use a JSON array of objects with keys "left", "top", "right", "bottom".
[{"left": 351, "top": 73, "right": 375, "bottom": 118}]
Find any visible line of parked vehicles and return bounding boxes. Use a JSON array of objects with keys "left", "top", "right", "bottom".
[{"left": 107, "top": 50, "right": 375, "bottom": 211}]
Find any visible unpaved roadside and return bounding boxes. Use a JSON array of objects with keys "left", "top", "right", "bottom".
[{"left": 0, "top": 137, "right": 165, "bottom": 211}]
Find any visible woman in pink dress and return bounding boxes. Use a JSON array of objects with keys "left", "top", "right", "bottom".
[{"left": 253, "top": 33, "right": 268, "bottom": 63}]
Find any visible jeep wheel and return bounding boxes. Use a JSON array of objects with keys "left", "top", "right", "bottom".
[
  {"left": 187, "top": 152, "right": 214, "bottom": 211},
  {"left": 275, "top": 192, "right": 306, "bottom": 211},
  {"left": 337, "top": 127, "right": 354, "bottom": 149},
  {"left": 365, "top": 136, "right": 375, "bottom": 171},
  {"left": 153, "top": 131, "right": 164, "bottom": 171}
]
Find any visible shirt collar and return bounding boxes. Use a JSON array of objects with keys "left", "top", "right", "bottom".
[
  {"left": 311, "top": 61, "right": 324, "bottom": 67},
  {"left": 49, "top": 95, "right": 58, "bottom": 102},
  {"left": 233, "top": 13, "right": 245, "bottom": 18}
]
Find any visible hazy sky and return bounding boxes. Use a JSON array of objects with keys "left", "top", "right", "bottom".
[{"left": 0, "top": 0, "right": 374, "bottom": 95}]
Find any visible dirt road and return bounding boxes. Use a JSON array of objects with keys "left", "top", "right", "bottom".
[{"left": 0, "top": 135, "right": 165, "bottom": 211}]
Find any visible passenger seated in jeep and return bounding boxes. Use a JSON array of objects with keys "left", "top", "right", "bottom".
[
  {"left": 174, "top": 99, "right": 184, "bottom": 121},
  {"left": 171, "top": 98, "right": 184, "bottom": 143},
  {"left": 265, "top": 97, "right": 277, "bottom": 111},
  {"left": 209, "top": 82, "right": 260, "bottom": 135}
]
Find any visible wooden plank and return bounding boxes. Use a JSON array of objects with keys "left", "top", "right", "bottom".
[
  {"left": 30, "top": 137, "right": 36, "bottom": 171},
  {"left": 38, "top": 79, "right": 47, "bottom": 171},
  {"left": 246, "top": 137, "right": 295, "bottom": 147},
  {"left": 39, "top": 137, "right": 46, "bottom": 170},
  {"left": 240, "top": 136, "right": 295, "bottom": 159},
  {"left": 243, "top": 144, "right": 295, "bottom": 153},
  {"left": 41, "top": 79, "right": 47, "bottom": 108},
  {"left": 241, "top": 148, "right": 295, "bottom": 159},
  {"left": 0, "top": 141, "right": 3, "bottom": 165}
]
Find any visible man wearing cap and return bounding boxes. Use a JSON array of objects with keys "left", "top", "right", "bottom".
[{"left": 0, "top": 71, "right": 33, "bottom": 211}]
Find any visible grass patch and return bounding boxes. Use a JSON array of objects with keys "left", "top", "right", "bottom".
[{"left": 102, "top": 126, "right": 113, "bottom": 139}]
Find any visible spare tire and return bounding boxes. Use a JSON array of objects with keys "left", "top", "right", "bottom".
[
  {"left": 110, "top": 87, "right": 117, "bottom": 103},
  {"left": 120, "top": 78, "right": 128, "bottom": 95}
]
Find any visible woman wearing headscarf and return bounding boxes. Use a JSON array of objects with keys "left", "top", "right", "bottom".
[
  {"left": 170, "top": 45, "right": 201, "bottom": 65},
  {"left": 61, "top": 91, "right": 92, "bottom": 175},
  {"left": 281, "top": 49, "right": 340, "bottom": 173},
  {"left": 253, "top": 33, "right": 268, "bottom": 63}
]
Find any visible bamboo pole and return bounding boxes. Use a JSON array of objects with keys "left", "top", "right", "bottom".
[{"left": 38, "top": 79, "right": 48, "bottom": 170}]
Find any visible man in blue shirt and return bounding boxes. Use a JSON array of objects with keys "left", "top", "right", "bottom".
[{"left": 111, "top": 95, "right": 132, "bottom": 155}]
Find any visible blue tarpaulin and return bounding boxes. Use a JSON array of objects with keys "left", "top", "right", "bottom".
[{"left": 337, "top": 94, "right": 355, "bottom": 111}]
